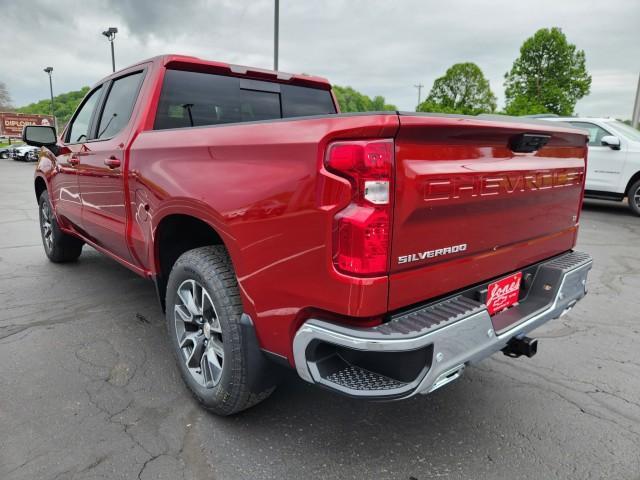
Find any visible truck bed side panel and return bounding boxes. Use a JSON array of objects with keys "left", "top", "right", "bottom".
[{"left": 129, "top": 114, "right": 399, "bottom": 360}]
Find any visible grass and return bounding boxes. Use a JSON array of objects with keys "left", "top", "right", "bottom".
[{"left": 0, "top": 142, "right": 24, "bottom": 148}]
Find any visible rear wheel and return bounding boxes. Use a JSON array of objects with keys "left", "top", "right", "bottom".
[
  {"left": 38, "top": 190, "right": 84, "bottom": 262},
  {"left": 165, "top": 245, "right": 278, "bottom": 415},
  {"left": 628, "top": 180, "right": 640, "bottom": 216}
]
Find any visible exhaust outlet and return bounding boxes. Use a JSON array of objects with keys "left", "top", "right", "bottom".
[{"left": 502, "top": 336, "right": 538, "bottom": 358}]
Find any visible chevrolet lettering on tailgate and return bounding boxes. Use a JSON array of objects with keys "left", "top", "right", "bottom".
[{"left": 423, "top": 169, "right": 584, "bottom": 202}]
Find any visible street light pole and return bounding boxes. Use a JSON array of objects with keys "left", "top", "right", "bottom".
[
  {"left": 274, "top": 0, "right": 279, "bottom": 71},
  {"left": 110, "top": 41, "right": 115, "bottom": 72},
  {"left": 43, "top": 67, "right": 56, "bottom": 129},
  {"left": 102, "top": 27, "right": 118, "bottom": 73}
]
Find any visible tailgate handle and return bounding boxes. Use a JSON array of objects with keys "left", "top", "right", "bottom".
[{"left": 509, "top": 133, "right": 550, "bottom": 153}]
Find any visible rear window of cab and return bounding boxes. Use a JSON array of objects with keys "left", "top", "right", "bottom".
[{"left": 154, "top": 69, "right": 336, "bottom": 130}]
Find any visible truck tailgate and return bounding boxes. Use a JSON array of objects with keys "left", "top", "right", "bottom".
[{"left": 389, "top": 114, "right": 588, "bottom": 310}]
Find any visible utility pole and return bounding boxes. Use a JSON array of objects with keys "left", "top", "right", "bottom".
[
  {"left": 43, "top": 67, "right": 57, "bottom": 130},
  {"left": 273, "top": 0, "right": 279, "bottom": 71},
  {"left": 633, "top": 73, "right": 640, "bottom": 129},
  {"left": 102, "top": 27, "right": 118, "bottom": 73},
  {"left": 414, "top": 83, "right": 424, "bottom": 108}
]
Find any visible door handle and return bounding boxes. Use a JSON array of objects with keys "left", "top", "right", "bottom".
[
  {"left": 68, "top": 155, "right": 80, "bottom": 166},
  {"left": 104, "top": 156, "right": 121, "bottom": 169}
]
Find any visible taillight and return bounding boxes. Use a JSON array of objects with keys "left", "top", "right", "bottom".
[{"left": 325, "top": 139, "right": 393, "bottom": 276}]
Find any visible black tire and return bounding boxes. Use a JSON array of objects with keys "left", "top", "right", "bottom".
[
  {"left": 38, "top": 190, "right": 84, "bottom": 262},
  {"left": 628, "top": 180, "right": 640, "bottom": 216},
  {"left": 165, "top": 245, "right": 278, "bottom": 415}
]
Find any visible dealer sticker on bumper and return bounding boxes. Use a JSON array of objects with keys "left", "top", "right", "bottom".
[{"left": 486, "top": 272, "right": 522, "bottom": 315}]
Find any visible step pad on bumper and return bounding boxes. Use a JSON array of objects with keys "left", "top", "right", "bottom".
[
  {"left": 373, "top": 296, "right": 485, "bottom": 336},
  {"left": 543, "top": 250, "right": 592, "bottom": 272},
  {"left": 325, "top": 365, "right": 407, "bottom": 391}
]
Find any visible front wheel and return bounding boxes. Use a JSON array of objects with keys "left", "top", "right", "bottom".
[
  {"left": 628, "top": 180, "right": 640, "bottom": 216},
  {"left": 38, "top": 190, "right": 84, "bottom": 262},
  {"left": 165, "top": 245, "right": 278, "bottom": 415}
]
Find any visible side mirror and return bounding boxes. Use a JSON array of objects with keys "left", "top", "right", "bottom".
[
  {"left": 22, "top": 125, "right": 59, "bottom": 155},
  {"left": 601, "top": 135, "right": 621, "bottom": 150}
]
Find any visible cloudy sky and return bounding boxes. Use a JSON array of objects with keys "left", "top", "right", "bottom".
[{"left": 1, "top": 0, "right": 638, "bottom": 118}]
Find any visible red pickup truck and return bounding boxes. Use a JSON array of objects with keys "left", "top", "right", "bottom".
[{"left": 24, "top": 55, "right": 592, "bottom": 415}]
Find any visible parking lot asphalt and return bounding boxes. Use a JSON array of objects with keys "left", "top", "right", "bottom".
[{"left": 0, "top": 158, "right": 639, "bottom": 480}]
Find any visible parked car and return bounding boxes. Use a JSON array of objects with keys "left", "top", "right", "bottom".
[
  {"left": 544, "top": 117, "right": 640, "bottom": 215},
  {"left": 23, "top": 55, "right": 593, "bottom": 415},
  {"left": 0, "top": 146, "right": 12, "bottom": 159},
  {"left": 9, "top": 145, "right": 39, "bottom": 162}
]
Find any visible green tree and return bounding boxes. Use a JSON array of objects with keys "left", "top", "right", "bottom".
[
  {"left": 504, "top": 27, "right": 591, "bottom": 116},
  {"left": 332, "top": 85, "right": 397, "bottom": 112},
  {"left": 16, "top": 86, "right": 90, "bottom": 126},
  {"left": 0, "top": 81, "right": 12, "bottom": 110},
  {"left": 417, "top": 63, "right": 497, "bottom": 115}
]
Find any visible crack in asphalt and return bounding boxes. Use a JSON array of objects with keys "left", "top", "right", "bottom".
[
  {"left": 483, "top": 359, "right": 640, "bottom": 439},
  {"left": 63, "top": 336, "right": 208, "bottom": 480}
]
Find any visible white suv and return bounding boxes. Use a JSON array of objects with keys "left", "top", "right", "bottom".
[{"left": 544, "top": 117, "right": 640, "bottom": 216}]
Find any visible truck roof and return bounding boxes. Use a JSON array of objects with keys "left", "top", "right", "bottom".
[{"left": 103, "top": 54, "right": 332, "bottom": 90}]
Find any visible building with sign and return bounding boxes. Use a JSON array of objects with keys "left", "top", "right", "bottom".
[{"left": 0, "top": 112, "right": 55, "bottom": 138}]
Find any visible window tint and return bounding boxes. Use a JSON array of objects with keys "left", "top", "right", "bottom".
[
  {"left": 569, "top": 122, "right": 611, "bottom": 147},
  {"left": 281, "top": 84, "right": 336, "bottom": 117},
  {"left": 97, "top": 72, "right": 144, "bottom": 139},
  {"left": 67, "top": 86, "right": 102, "bottom": 143},
  {"left": 239, "top": 89, "right": 281, "bottom": 121},
  {"left": 154, "top": 69, "right": 336, "bottom": 130}
]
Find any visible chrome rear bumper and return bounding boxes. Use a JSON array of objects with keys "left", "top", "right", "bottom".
[{"left": 293, "top": 251, "right": 592, "bottom": 399}]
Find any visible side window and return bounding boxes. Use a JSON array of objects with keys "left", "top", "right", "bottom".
[
  {"left": 67, "top": 86, "right": 102, "bottom": 144},
  {"left": 570, "top": 122, "right": 611, "bottom": 147},
  {"left": 96, "top": 72, "right": 144, "bottom": 139}
]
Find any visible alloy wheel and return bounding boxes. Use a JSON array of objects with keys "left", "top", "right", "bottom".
[
  {"left": 174, "top": 279, "right": 224, "bottom": 387},
  {"left": 634, "top": 186, "right": 640, "bottom": 209},
  {"left": 40, "top": 200, "right": 53, "bottom": 252}
]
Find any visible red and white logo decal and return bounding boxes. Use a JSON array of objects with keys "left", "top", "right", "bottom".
[{"left": 486, "top": 272, "right": 522, "bottom": 315}]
